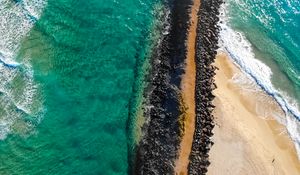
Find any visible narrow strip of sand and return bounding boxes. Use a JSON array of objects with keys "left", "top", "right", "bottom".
[
  {"left": 174, "top": 0, "right": 200, "bottom": 174},
  {"left": 208, "top": 52, "right": 300, "bottom": 175}
]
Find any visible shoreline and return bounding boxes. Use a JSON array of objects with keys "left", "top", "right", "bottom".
[
  {"left": 208, "top": 52, "right": 300, "bottom": 174},
  {"left": 174, "top": 0, "right": 200, "bottom": 174}
]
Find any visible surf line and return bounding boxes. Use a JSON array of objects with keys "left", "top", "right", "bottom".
[
  {"left": 13, "top": 0, "right": 38, "bottom": 22},
  {"left": 224, "top": 46, "right": 300, "bottom": 122},
  {"left": 0, "top": 53, "right": 20, "bottom": 68}
]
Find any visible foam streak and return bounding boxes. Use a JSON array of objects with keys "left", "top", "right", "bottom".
[{"left": 219, "top": 2, "right": 300, "bottom": 159}]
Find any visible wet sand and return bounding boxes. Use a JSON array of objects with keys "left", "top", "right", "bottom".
[
  {"left": 208, "top": 52, "right": 300, "bottom": 175},
  {"left": 174, "top": 0, "right": 200, "bottom": 174}
]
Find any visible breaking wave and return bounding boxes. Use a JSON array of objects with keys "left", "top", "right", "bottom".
[
  {"left": 0, "top": 0, "right": 46, "bottom": 139},
  {"left": 218, "top": 2, "right": 300, "bottom": 159}
]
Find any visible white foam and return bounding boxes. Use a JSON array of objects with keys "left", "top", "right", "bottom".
[
  {"left": 219, "top": 2, "right": 300, "bottom": 159},
  {"left": 22, "top": 0, "right": 47, "bottom": 19},
  {"left": 0, "top": 0, "right": 46, "bottom": 139},
  {"left": 0, "top": 52, "right": 20, "bottom": 67},
  {"left": 231, "top": 72, "right": 284, "bottom": 121}
]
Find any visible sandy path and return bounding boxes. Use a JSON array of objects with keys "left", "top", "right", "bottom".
[{"left": 174, "top": 0, "right": 200, "bottom": 174}]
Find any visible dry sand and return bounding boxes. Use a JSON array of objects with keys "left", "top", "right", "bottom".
[
  {"left": 208, "top": 52, "right": 300, "bottom": 175},
  {"left": 174, "top": 0, "right": 200, "bottom": 174}
]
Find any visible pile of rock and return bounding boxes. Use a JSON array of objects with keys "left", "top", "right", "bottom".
[
  {"left": 134, "top": 0, "right": 193, "bottom": 174},
  {"left": 188, "top": 0, "right": 223, "bottom": 174}
]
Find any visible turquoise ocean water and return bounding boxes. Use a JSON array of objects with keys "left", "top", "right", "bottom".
[
  {"left": 0, "top": 0, "right": 163, "bottom": 174},
  {"left": 220, "top": 0, "right": 300, "bottom": 157}
]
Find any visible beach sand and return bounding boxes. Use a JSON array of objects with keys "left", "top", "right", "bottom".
[
  {"left": 174, "top": 0, "right": 200, "bottom": 174},
  {"left": 207, "top": 52, "right": 300, "bottom": 175}
]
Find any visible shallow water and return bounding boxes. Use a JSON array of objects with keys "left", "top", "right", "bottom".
[
  {"left": 0, "top": 0, "right": 162, "bottom": 174},
  {"left": 221, "top": 0, "right": 300, "bottom": 158}
]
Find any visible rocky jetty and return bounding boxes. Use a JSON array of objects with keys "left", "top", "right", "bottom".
[
  {"left": 134, "top": 0, "right": 222, "bottom": 174},
  {"left": 134, "top": 0, "right": 192, "bottom": 174},
  {"left": 188, "top": 0, "right": 223, "bottom": 174}
]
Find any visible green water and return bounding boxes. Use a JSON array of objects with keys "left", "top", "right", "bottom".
[
  {"left": 227, "top": 0, "right": 300, "bottom": 105},
  {"left": 222, "top": 0, "right": 300, "bottom": 155},
  {"left": 0, "top": 0, "right": 162, "bottom": 174}
]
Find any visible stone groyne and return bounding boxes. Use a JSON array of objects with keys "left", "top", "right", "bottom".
[
  {"left": 134, "top": 0, "right": 192, "bottom": 174},
  {"left": 188, "top": 0, "right": 223, "bottom": 174}
]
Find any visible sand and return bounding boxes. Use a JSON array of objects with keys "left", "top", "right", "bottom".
[
  {"left": 207, "top": 52, "right": 300, "bottom": 175},
  {"left": 174, "top": 0, "right": 200, "bottom": 174}
]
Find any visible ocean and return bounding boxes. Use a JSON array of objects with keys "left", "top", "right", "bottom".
[
  {"left": 2, "top": 0, "right": 300, "bottom": 173},
  {"left": 0, "top": 0, "right": 163, "bottom": 174},
  {"left": 220, "top": 0, "right": 300, "bottom": 157}
]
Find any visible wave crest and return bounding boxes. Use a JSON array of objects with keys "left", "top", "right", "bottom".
[
  {"left": 219, "top": 2, "right": 300, "bottom": 159},
  {"left": 0, "top": 0, "right": 46, "bottom": 139}
]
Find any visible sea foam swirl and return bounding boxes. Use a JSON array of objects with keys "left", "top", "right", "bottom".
[
  {"left": 218, "top": 2, "right": 300, "bottom": 158},
  {"left": 0, "top": 0, "right": 46, "bottom": 139}
]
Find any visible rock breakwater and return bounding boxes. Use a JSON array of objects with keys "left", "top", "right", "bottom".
[
  {"left": 134, "top": 0, "right": 193, "bottom": 174},
  {"left": 188, "top": 0, "right": 223, "bottom": 174}
]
